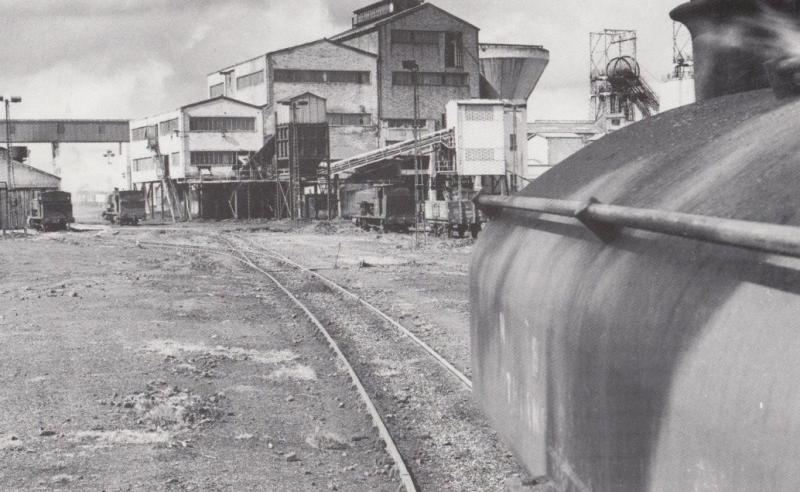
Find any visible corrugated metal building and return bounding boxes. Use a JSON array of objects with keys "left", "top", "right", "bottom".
[{"left": 0, "top": 150, "right": 62, "bottom": 230}]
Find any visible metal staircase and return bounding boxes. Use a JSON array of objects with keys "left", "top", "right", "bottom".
[{"left": 331, "top": 128, "right": 454, "bottom": 176}]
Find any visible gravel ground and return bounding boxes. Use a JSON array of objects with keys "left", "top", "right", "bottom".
[
  {"left": 0, "top": 230, "right": 399, "bottom": 491},
  {"left": 0, "top": 221, "right": 532, "bottom": 490},
  {"left": 232, "top": 245, "right": 522, "bottom": 491}
]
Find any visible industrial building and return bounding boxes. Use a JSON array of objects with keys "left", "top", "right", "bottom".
[
  {"left": 128, "top": 96, "right": 268, "bottom": 221},
  {"left": 126, "top": 0, "right": 549, "bottom": 223},
  {"left": 0, "top": 148, "right": 62, "bottom": 230},
  {"left": 526, "top": 120, "right": 604, "bottom": 178}
]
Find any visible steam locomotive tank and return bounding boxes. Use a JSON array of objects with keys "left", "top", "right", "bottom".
[{"left": 471, "top": 1, "right": 800, "bottom": 489}]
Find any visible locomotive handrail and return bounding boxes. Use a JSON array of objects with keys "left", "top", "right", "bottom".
[{"left": 476, "top": 194, "right": 800, "bottom": 259}]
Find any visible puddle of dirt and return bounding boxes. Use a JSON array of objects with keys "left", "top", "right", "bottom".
[
  {"left": 141, "top": 339, "right": 299, "bottom": 365},
  {"left": 71, "top": 429, "right": 172, "bottom": 445},
  {"left": 266, "top": 365, "right": 317, "bottom": 381}
]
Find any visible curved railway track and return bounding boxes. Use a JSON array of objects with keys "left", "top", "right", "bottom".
[
  {"left": 228, "top": 234, "right": 473, "bottom": 391},
  {"left": 117, "top": 234, "right": 518, "bottom": 490},
  {"left": 126, "top": 238, "right": 417, "bottom": 491}
]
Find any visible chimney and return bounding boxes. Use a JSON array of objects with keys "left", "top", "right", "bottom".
[{"left": 670, "top": 0, "right": 800, "bottom": 101}]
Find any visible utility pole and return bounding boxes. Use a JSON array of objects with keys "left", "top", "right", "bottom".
[
  {"left": 402, "top": 60, "right": 422, "bottom": 247},
  {"left": 2, "top": 96, "right": 22, "bottom": 232}
]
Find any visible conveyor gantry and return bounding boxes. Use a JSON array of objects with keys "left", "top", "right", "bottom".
[{"left": 331, "top": 128, "right": 454, "bottom": 176}]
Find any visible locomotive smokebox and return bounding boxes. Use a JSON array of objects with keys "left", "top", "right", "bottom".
[{"left": 670, "top": 0, "right": 800, "bottom": 100}]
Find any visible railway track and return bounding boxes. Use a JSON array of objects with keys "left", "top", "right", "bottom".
[
  {"left": 120, "top": 234, "right": 520, "bottom": 490},
  {"left": 228, "top": 234, "right": 473, "bottom": 391}
]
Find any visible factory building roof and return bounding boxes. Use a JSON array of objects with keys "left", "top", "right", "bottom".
[
  {"left": 208, "top": 39, "right": 377, "bottom": 76},
  {"left": 527, "top": 120, "right": 604, "bottom": 137},
  {"left": 0, "top": 152, "right": 61, "bottom": 189},
  {"left": 330, "top": 2, "right": 478, "bottom": 42}
]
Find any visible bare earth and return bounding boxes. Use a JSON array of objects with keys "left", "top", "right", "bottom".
[{"left": 0, "top": 221, "right": 521, "bottom": 491}]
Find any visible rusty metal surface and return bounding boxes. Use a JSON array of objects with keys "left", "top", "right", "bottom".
[{"left": 471, "top": 89, "right": 800, "bottom": 490}]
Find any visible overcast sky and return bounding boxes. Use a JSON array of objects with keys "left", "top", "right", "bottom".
[{"left": 0, "top": 0, "right": 686, "bottom": 122}]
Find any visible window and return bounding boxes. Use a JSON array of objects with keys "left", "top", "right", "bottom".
[
  {"left": 209, "top": 83, "right": 224, "bottom": 98},
  {"left": 510, "top": 133, "right": 517, "bottom": 151},
  {"left": 132, "top": 157, "right": 155, "bottom": 172},
  {"left": 8, "top": 124, "right": 14, "bottom": 135},
  {"left": 327, "top": 71, "right": 371, "bottom": 84},
  {"left": 386, "top": 119, "right": 426, "bottom": 128},
  {"left": 159, "top": 118, "right": 179, "bottom": 136},
  {"left": 392, "top": 72, "right": 468, "bottom": 87},
  {"left": 189, "top": 117, "right": 255, "bottom": 132},
  {"left": 392, "top": 30, "right": 440, "bottom": 45},
  {"left": 57, "top": 123, "right": 65, "bottom": 134},
  {"left": 190, "top": 151, "right": 238, "bottom": 167},
  {"left": 131, "top": 127, "right": 148, "bottom": 141},
  {"left": 353, "top": 2, "right": 392, "bottom": 26},
  {"left": 328, "top": 113, "right": 372, "bottom": 126},
  {"left": 237, "top": 70, "right": 265, "bottom": 90},
  {"left": 131, "top": 125, "right": 158, "bottom": 141},
  {"left": 274, "top": 69, "right": 370, "bottom": 84},
  {"left": 274, "top": 69, "right": 324, "bottom": 83},
  {"left": 465, "top": 148, "right": 494, "bottom": 161},
  {"left": 98, "top": 124, "right": 105, "bottom": 134},
  {"left": 444, "top": 32, "right": 463, "bottom": 68},
  {"left": 276, "top": 127, "right": 290, "bottom": 159},
  {"left": 465, "top": 106, "right": 494, "bottom": 121}
]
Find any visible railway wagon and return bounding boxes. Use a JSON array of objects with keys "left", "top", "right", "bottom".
[
  {"left": 102, "top": 189, "right": 146, "bottom": 225},
  {"left": 27, "top": 190, "right": 74, "bottom": 231},
  {"left": 425, "top": 199, "right": 481, "bottom": 238},
  {"left": 349, "top": 184, "right": 415, "bottom": 232},
  {"left": 471, "top": 0, "right": 800, "bottom": 490}
]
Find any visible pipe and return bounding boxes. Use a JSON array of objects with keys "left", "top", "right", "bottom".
[{"left": 476, "top": 194, "right": 800, "bottom": 259}]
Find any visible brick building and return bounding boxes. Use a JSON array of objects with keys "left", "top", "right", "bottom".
[{"left": 207, "top": 0, "right": 480, "bottom": 153}]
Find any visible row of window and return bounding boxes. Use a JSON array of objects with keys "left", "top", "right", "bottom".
[
  {"left": 130, "top": 125, "right": 157, "bottom": 142},
  {"left": 190, "top": 151, "right": 240, "bottom": 167},
  {"left": 188, "top": 117, "right": 256, "bottom": 132},
  {"left": 392, "top": 29, "right": 440, "bottom": 45},
  {"left": 132, "top": 117, "right": 256, "bottom": 141},
  {"left": 327, "top": 113, "right": 372, "bottom": 126},
  {"left": 353, "top": 2, "right": 392, "bottom": 26},
  {"left": 386, "top": 119, "right": 427, "bottom": 129},
  {"left": 159, "top": 118, "right": 179, "bottom": 136},
  {"left": 392, "top": 71, "right": 468, "bottom": 87},
  {"left": 274, "top": 69, "right": 371, "bottom": 85},
  {"left": 132, "top": 157, "right": 156, "bottom": 172},
  {"left": 133, "top": 152, "right": 249, "bottom": 171},
  {"left": 237, "top": 70, "right": 265, "bottom": 90}
]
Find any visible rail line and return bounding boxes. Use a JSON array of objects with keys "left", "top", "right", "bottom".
[
  {"left": 229, "top": 234, "right": 474, "bottom": 392},
  {"left": 125, "top": 238, "right": 417, "bottom": 492},
  {"left": 130, "top": 235, "right": 472, "bottom": 391}
]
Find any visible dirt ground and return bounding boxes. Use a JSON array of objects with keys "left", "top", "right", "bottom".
[{"left": 0, "top": 220, "right": 522, "bottom": 490}]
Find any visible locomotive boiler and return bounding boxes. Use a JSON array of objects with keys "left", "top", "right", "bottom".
[{"left": 471, "top": 0, "right": 800, "bottom": 490}]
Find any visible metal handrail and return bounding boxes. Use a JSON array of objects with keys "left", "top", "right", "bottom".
[{"left": 476, "top": 194, "right": 800, "bottom": 259}]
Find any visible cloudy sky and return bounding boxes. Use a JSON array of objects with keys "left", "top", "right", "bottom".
[{"left": 0, "top": 0, "right": 686, "bottom": 122}]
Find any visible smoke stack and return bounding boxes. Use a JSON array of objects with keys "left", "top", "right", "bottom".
[{"left": 670, "top": 0, "right": 800, "bottom": 101}]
